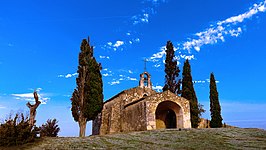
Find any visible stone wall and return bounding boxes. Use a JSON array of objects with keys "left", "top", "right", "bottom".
[
  {"left": 121, "top": 101, "right": 147, "bottom": 132},
  {"left": 198, "top": 118, "right": 210, "bottom": 128},
  {"left": 95, "top": 87, "right": 156, "bottom": 135},
  {"left": 145, "top": 90, "right": 191, "bottom": 130},
  {"left": 93, "top": 88, "right": 192, "bottom": 135}
]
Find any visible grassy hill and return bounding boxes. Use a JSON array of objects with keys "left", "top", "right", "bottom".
[{"left": 1, "top": 128, "right": 266, "bottom": 150}]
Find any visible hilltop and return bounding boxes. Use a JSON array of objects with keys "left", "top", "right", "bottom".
[{"left": 1, "top": 128, "right": 266, "bottom": 150}]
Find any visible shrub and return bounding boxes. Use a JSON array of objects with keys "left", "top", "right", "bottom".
[
  {"left": 40, "top": 119, "right": 60, "bottom": 137},
  {"left": 0, "top": 113, "right": 37, "bottom": 146}
]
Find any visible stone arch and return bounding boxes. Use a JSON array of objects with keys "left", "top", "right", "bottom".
[{"left": 155, "top": 101, "right": 183, "bottom": 129}]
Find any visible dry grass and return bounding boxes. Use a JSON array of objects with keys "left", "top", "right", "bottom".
[{"left": 1, "top": 128, "right": 265, "bottom": 150}]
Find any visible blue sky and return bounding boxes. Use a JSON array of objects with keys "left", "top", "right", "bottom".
[{"left": 1, "top": 0, "right": 266, "bottom": 136}]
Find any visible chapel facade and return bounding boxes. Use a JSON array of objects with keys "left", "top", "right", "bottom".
[{"left": 92, "top": 71, "right": 191, "bottom": 135}]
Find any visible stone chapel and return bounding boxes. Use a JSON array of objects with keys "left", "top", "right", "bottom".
[{"left": 92, "top": 71, "right": 191, "bottom": 135}]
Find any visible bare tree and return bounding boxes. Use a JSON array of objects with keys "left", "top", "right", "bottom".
[{"left": 26, "top": 91, "right": 41, "bottom": 126}]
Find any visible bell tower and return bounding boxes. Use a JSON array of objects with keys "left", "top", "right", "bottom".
[
  {"left": 139, "top": 72, "right": 152, "bottom": 89},
  {"left": 139, "top": 58, "right": 152, "bottom": 88}
]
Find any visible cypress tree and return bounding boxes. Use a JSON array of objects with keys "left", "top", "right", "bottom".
[
  {"left": 71, "top": 37, "right": 103, "bottom": 137},
  {"left": 210, "top": 72, "right": 223, "bottom": 128},
  {"left": 163, "top": 41, "right": 181, "bottom": 94},
  {"left": 181, "top": 59, "right": 200, "bottom": 128}
]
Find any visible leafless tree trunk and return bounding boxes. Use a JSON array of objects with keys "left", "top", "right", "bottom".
[{"left": 26, "top": 91, "right": 41, "bottom": 126}]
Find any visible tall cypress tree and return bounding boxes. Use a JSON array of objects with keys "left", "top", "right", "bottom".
[
  {"left": 210, "top": 72, "right": 223, "bottom": 128},
  {"left": 181, "top": 59, "right": 200, "bottom": 128},
  {"left": 163, "top": 41, "right": 181, "bottom": 94},
  {"left": 71, "top": 37, "right": 103, "bottom": 137}
]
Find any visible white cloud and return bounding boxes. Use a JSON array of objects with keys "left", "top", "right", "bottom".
[
  {"left": 99, "top": 55, "right": 110, "bottom": 59},
  {"left": 149, "top": 45, "right": 182, "bottom": 67},
  {"left": 154, "top": 64, "right": 161, "bottom": 68},
  {"left": 182, "top": 0, "right": 266, "bottom": 52},
  {"left": 108, "top": 70, "right": 138, "bottom": 85},
  {"left": 65, "top": 74, "right": 72, "bottom": 78},
  {"left": 180, "top": 54, "right": 195, "bottom": 60},
  {"left": 104, "top": 40, "right": 125, "bottom": 51},
  {"left": 132, "top": 13, "right": 149, "bottom": 25},
  {"left": 182, "top": 25, "right": 238, "bottom": 52},
  {"left": 128, "top": 70, "right": 133, "bottom": 74},
  {"left": 102, "top": 68, "right": 113, "bottom": 77},
  {"left": 108, "top": 80, "right": 120, "bottom": 85},
  {"left": 107, "top": 42, "right": 112, "bottom": 46},
  {"left": 218, "top": 1, "right": 266, "bottom": 25},
  {"left": 193, "top": 80, "right": 206, "bottom": 84},
  {"left": 152, "top": 85, "right": 163, "bottom": 92},
  {"left": 149, "top": 46, "right": 166, "bottom": 62},
  {"left": 12, "top": 90, "right": 50, "bottom": 104},
  {"left": 58, "top": 73, "right": 78, "bottom": 79},
  {"left": 127, "top": 77, "right": 137, "bottom": 81},
  {"left": 147, "top": 0, "right": 266, "bottom": 67},
  {"left": 193, "top": 79, "right": 219, "bottom": 84},
  {"left": 103, "top": 73, "right": 112, "bottom": 77},
  {"left": 113, "top": 41, "right": 124, "bottom": 48},
  {"left": 205, "top": 79, "right": 219, "bottom": 83},
  {"left": 135, "top": 38, "right": 140, "bottom": 42}
]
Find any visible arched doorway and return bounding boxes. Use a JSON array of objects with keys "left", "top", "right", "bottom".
[
  {"left": 155, "top": 101, "right": 183, "bottom": 129},
  {"left": 165, "top": 109, "right": 176, "bottom": 128}
]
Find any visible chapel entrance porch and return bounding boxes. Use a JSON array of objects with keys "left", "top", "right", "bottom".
[{"left": 155, "top": 101, "right": 183, "bottom": 129}]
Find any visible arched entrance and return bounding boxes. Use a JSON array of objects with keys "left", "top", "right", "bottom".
[
  {"left": 165, "top": 109, "right": 176, "bottom": 128},
  {"left": 155, "top": 101, "right": 183, "bottom": 129}
]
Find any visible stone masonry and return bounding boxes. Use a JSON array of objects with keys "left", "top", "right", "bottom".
[{"left": 92, "top": 72, "right": 191, "bottom": 135}]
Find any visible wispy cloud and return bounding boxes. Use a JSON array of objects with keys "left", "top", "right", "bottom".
[
  {"left": 103, "top": 40, "right": 125, "bottom": 51},
  {"left": 149, "top": 0, "right": 266, "bottom": 66},
  {"left": 118, "top": 74, "right": 137, "bottom": 82},
  {"left": 107, "top": 72, "right": 138, "bottom": 85},
  {"left": 180, "top": 54, "right": 195, "bottom": 60},
  {"left": 108, "top": 80, "right": 120, "bottom": 85},
  {"left": 149, "top": 46, "right": 166, "bottom": 62},
  {"left": 99, "top": 55, "right": 110, "bottom": 59},
  {"left": 152, "top": 85, "right": 163, "bottom": 92},
  {"left": 103, "top": 73, "right": 112, "bottom": 77},
  {"left": 0, "top": 105, "right": 6, "bottom": 109},
  {"left": 128, "top": 70, "right": 133, "bottom": 74},
  {"left": 132, "top": 13, "right": 149, "bottom": 25},
  {"left": 113, "top": 41, "right": 124, "bottom": 48},
  {"left": 12, "top": 89, "right": 50, "bottom": 104},
  {"left": 194, "top": 79, "right": 219, "bottom": 84},
  {"left": 182, "top": 0, "right": 266, "bottom": 52},
  {"left": 217, "top": 2, "right": 266, "bottom": 25},
  {"left": 102, "top": 68, "right": 113, "bottom": 77},
  {"left": 108, "top": 76, "right": 137, "bottom": 86},
  {"left": 58, "top": 73, "right": 78, "bottom": 79},
  {"left": 132, "top": 0, "right": 167, "bottom": 25},
  {"left": 101, "top": 0, "right": 166, "bottom": 52}
]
